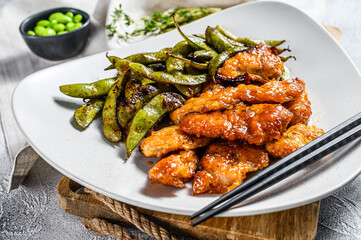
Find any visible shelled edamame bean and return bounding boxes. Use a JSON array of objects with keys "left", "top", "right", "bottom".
[{"left": 27, "top": 11, "right": 83, "bottom": 36}]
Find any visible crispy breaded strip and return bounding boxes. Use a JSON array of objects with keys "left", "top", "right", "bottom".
[
  {"left": 283, "top": 91, "right": 312, "bottom": 126},
  {"left": 170, "top": 78, "right": 305, "bottom": 124},
  {"left": 180, "top": 104, "right": 293, "bottom": 145},
  {"left": 193, "top": 141, "right": 269, "bottom": 195},
  {"left": 149, "top": 150, "right": 198, "bottom": 188},
  {"left": 140, "top": 125, "right": 211, "bottom": 158},
  {"left": 265, "top": 123, "right": 324, "bottom": 158},
  {"left": 216, "top": 44, "right": 284, "bottom": 84}
]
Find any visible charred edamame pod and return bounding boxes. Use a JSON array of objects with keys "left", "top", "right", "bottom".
[
  {"left": 74, "top": 99, "right": 105, "bottom": 129},
  {"left": 129, "top": 62, "right": 207, "bottom": 86},
  {"left": 117, "top": 84, "right": 168, "bottom": 128},
  {"left": 215, "top": 25, "right": 285, "bottom": 47},
  {"left": 59, "top": 78, "right": 116, "bottom": 98},
  {"left": 126, "top": 92, "right": 185, "bottom": 157},
  {"left": 102, "top": 58, "right": 130, "bottom": 142},
  {"left": 124, "top": 72, "right": 142, "bottom": 98}
]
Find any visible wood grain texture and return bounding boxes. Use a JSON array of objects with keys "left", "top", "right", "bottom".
[{"left": 57, "top": 176, "right": 319, "bottom": 240}]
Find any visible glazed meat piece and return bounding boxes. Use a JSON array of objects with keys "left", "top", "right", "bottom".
[
  {"left": 140, "top": 125, "right": 211, "bottom": 158},
  {"left": 193, "top": 141, "right": 269, "bottom": 195},
  {"left": 266, "top": 123, "right": 324, "bottom": 158},
  {"left": 180, "top": 104, "right": 293, "bottom": 145},
  {"left": 149, "top": 150, "right": 199, "bottom": 188},
  {"left": 170, "top": 78, "right": 305, "bottom": 124},
  {"left": 216, "top": 44, "right": 284, "bottom": 84},
  {"left": 283, "top": 91, "right": 311, "bottom": 126}
]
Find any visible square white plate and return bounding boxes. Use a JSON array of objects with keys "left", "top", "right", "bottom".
[{"left": 12, "top": 1, "right": 361, "bottom": 216}]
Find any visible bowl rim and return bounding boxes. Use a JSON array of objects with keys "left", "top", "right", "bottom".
[{"left": 19, "top": 7, "right": 90, "bottom": 39}]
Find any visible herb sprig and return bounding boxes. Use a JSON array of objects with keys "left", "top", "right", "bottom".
[{"left": 106, "top": 5, "right": 221, "bottom": 41}]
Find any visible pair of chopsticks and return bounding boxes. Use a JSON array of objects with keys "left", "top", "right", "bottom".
[{"left": 190, "top": 111, "right": 361, "bottom": 227}]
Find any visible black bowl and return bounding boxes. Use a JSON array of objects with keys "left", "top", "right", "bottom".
[{"left": 19, "top": 7, "right": 91, "bottom": 61}]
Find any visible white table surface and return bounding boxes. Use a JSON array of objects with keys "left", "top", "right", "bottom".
[{"left": 0, "top": 0, "right": 361, "bottom": 239}]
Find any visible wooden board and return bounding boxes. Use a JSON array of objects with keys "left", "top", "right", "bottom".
[
  {"left": 57, "top": 176, "right": 319, "bottom": 240},
  {"left": 57, "top": 26, "right": 342, "bottom": 240}
]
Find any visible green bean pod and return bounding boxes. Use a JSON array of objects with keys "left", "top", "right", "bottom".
[
  {"left": 129, "top": 62, "right": 207, "bottom": 86},
  {"left": 74, "top": 99, "right": 105, "bottom": 129},
  {"left": 126, "top": 92, "right": 185, "bottom": 157},
  {"left": 118, "top": 84, "right": 165, "bottom": 128},
  {"left": 124, "top": 47, "right": 172, "bottom": 64},
  {"left": 215, "top": 25, "right": 285, "bottom": 47},
  {"left": 208, "top": 46, "right": 247, "bottom": 81},
  {"left": 102, "top": 70, "right": 128, "bottom": 142},
  {"left": 59, "top": 78, "right": 116, "bottom": 98},
  {"left": 167, "top": 53, "right": 208, "bottom": 70}
]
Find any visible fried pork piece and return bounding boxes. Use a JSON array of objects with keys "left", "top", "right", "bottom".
[
  {"left": 266, "top": 123, "right": 324, "bottom": 158},
  {"left": 149, "top": 150, "right": 199, "bottom": 188},
  {"left": 193, "top": 141, "right": 269, "bottom": 195},
  {"left": 140, "top": 125, "right": 211, "bottom": 158},
  {"left": 216, "top": 44, "right": 284, "bottom": 84},
  {"left": 170, "top": 78, "right": 305, "bottom": 124},
  {"left": 180, "top": 104, "right": 293, "bottom": 145},
  {"left": 283, "top": 91, "right": 311, "bottom": 126}
]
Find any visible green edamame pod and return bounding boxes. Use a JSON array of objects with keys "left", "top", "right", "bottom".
[
  {"left": 281, "top": 65, "right": 290, "bottom": 80},
  {"left": 192, "top": 34, "right": 205, "bottom": 39},
  {"left": 74, "top": 99, "right": 105, "bottom": 129},
  {"left": 166, "top": 41, "right": 193, "bottom": 74},
  {"left": 129, "top": 62, "right": 207, "bottom": 86},
  {"left": 167, "top": 53, "right": 208, "bottom": 70},
  {"left": 205, "top": 26, "right": 236, "bottom": 53},
  {"left": 208, "top": 46, "right": 247, "bottom": 81},
  {"left": 173, "top": 13, "right": 216, "bottom": 53},
  {"left": 126, "top": 92, "right": 185, "bottom": 157},
  {"left": 106, "top": 54, "right": 130, "bottom": 74},
  {"left": 165, "top": 40, "right": 197, "bottom": 97},
  {"left": 215, "top": 25, "right": 285, "bottom": 47},
  {"left": 140, "top": 77, "right": 155, "bottom": 85},
  {"left": 125, "top": 48, "right": 172, "bottom": 64},
  {"left": 104, "top": 64, "right": 115, "bottom": 71},
  {"left": 188, "top": 50, "right": 217, "bottom": 62},
  {"left": 117, "top": 84, "right": 164, "bottom": 128},
  {"left": 59, "top": 77, "right": 117, "bottom": 98},
  {"left": 102, "top": 72, "right": 128, "bottom": 142}
]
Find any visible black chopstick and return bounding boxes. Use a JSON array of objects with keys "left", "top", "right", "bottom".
[{"left": 190, "top": 111, "right": 361, "bottom": 226}]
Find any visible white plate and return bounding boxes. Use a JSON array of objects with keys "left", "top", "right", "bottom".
[{"left": 12, "top": 1, "right": 361, "bottom": 216}]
